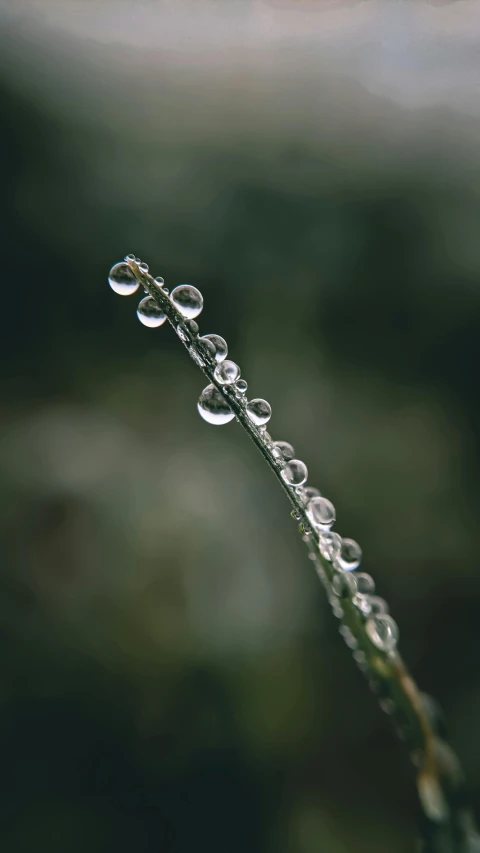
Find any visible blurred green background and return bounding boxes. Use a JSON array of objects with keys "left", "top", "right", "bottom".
[{"left": 1, "top": 2, "right": 480, "bottom": 851}]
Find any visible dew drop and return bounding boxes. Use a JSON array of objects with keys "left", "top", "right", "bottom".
[
  {"left": 355, "top": 573, "right": 375, "bottom": 595},
  {"left": 306, "top": 496, "right": 336, "bottom": 530},
  {"left": 171, "top": 284, "right": 204, "bottom": 319},
  {"left": 108, "top": 262, "right": 140, "bottom": 296},
  {"left": 367, "top": 596, "right": 389, "bottom": 616},
  {"left": 154, "top": 276, "right": 165, "bottom": 288},
  {"left": 281, "top": 459, "right": 308, "bottom": 487},
  {"left": 332, "top": 572, "right": 358, "bottom": 599},
  {"left": 186, "top": 320, "right": 199, "bottom": 335},
  {"left": 214, "top": 360, "right": 241, "bottom": 385},
  {"left": 197, "top": 384, "right": 235, "bottom": 425},
  {"left": 272, "top": 441, "right": 295, "bottom": 460},
  {"left": 333, "top": 538, "right": 362, "bottom": 572},
  {"left": 366, "top": 614, "right": 399, "bottom": 653},
  {"left": 199, "top": 334, "right": 228, "bottom": 363},
  {"left": 235, "top": 379, "right": 248, "bottom": 395},
  {"left": 246, "top": 398, "right": 271, "bottom": 426},
  {"left": 318, "top": 531, "right": 342, "bottom": 561},
  {"left": 125, "top": 254, "right": 136, "bottom": 262},
  {"left": 137, "top": 296, "right": 167, "bottom": 328},
  {"left": 298, "top": 486, "right": 322, "bottom": 503},
  {"left": 139, "top": 262, "right": 149, "bottom": 273}
]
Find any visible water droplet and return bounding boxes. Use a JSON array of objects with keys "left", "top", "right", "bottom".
[
  {"left": 139, "top": 262, "right": 149, "bottom": 273},
  {"left": 137, "top": 296, "right": 167, "bottom": 328},
  {"left": 281, "top": 459, "right": 308, "bottom": 487},
  {"left": 197, "top": 384, "right": 235, "bottom": 425},
  {"left": 272, "top": 441, "right": 295, "bottom": 460},
  {"left": 306, "top": 496, "right": 336, "bottom": 530},
  {"left": 246, "top": 398, "right": 271, "bottom": 426},
  {"left": 154, "top": 276, "right": 165, "bottom": 288},
  {"left": 367, "top": 596, "right": 389, "bottom": 616},
  {"left": 332, "top": 572, "right": 358, "bottom": 598},
  {"left": 366, "top": 614, "right": 399, "bottom": 653},
  {"left": 318, "top": 531, "right": 342, "bottom": 561},
  {"left": 333, "top": 538, "right": 362, "bottom": 572},
  {"left": 352, "top": 594, "right": 372, "bottom": 615},
  {"left": 199, "top": 334, "right": 228, "bottom": 363},
  {"left": 235, "top": 379, "right": 248, "bottom": 394},
  {"left": 290, "top": 509, "right": 301, "bottom": 521},
  {"left": 135, "top": 257, "right": 141, "bottom": 264},
  {"left": 355, "top": 573, "right": 375, "bottom": 595},
  {"left": 108, "top": 262, "right": 140, "bottom": 296},
  {"left": 299, "top": 486, "right": 322, "bottom": 502},
  {"left": 125, "top": 254, "right": 136, "bottom": 262},
  {"left": 171, "top": 284, "right": 204, "bottom": 319},
  {"left": 214, "top": 360, "right": 241, "bottom": 385},
  {"left": 198, "top": 337, "right": 216, "bottom": 359},
  {"left": 186, "top": 320, "right": 199, "bottom": 335}
]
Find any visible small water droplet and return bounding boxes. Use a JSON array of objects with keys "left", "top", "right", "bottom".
[
  {"left": 154, "top": 275, "right": 165, "bottom": 287},
  {"left": 306, "top": 496, "right": 336, "bottom": 530},
  {"left": 197, "top": 384, "right": 235, "bottom": 425},
  {"left": 332, "top": 572, "right": 358, "bottom": 598},
  {"left": 281, "top": 459, "right": 308, "bottom": 487},
  {"left": 318, "top": 531, "right": 342, "bottom": 561},
  {"left": 299, "top": 486, "right": 322, "bottom": 502},
  {"left": 355, "top": 573, "right": 375, "bottom": 594},
  {"left": 214, "top": 360, "right": 241, "bottom": 385},
  {"left": 108, "top": 262, "right": 140, "bottom": 296},
  {"left": 171, "top": 284, "right": 204, "bottom": 319},
  {"left": 246, "top": 398, "right": 271, "bottom": 426},
  {"left": 352, "top": 594, "right": 372, "bottom": 615},
  {"left": 199, "top": 334, "right": 228, "bottom": 363},
  {"left": 333, "top": 538, "right": 362, "bottom": 572},
  {"left": 125, "top": 254, "right": 136, "bottom": 262},
  {"left": 198, "top": 337, "right": 216, "bottom": 359},
  {"left": 367, "top": 596, "right": 389, "bottom": 616},
  {"left": 291, "top": 509, "right": 301, "bottom": 521},
  {"left": 366, "top": 614, "right": 399, "bottom": 653},
  {"left": 135, "top": 257, "right": 141, "bottom": 264},
  {"left": 235, "top": 379, "right": 248, "bottom": 394},
  {"left": 137, "top": 296, "right": 167, "bottom": 328},
  {"left": 272, "top": 441, "right": 295, "bottom": 460},
  {"left": 186, "top": 320, "right": 199, "bottom": 335},
  {"left": 139, "top": 262, "right": 149, "bottom": 273}
]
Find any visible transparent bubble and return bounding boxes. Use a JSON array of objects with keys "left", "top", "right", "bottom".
[
  {"left": 333, "top": 538, "right": 362, "bottom": 572},
  {"left": 109, "top": 262, "right": 140, "bottom": 296},
  {"left": 332, "top": 572, "right": 358, "bottom": 598},
  {"left": 355, "top": 573, "right": 375, "bottom": 595},
  {"left": 272, "top": 441, "right": 295, "bottom": 460},
  {"left": 307, "top": 496, "right": 336, "bottom": 530},
  {"left": 318, "top": 531, "right": 342, "bottom": 561},
  {"left": 199, "top": 334, "right": 228, "bottom": 363},
  {"left": 186, "top": 320, "right": 199, "bottom": 335},
  {"left": 299, "top": 486, "right": 322, "bottom": 502},
  {"left": 281, "top": 459, "right": 308, "bottom": 487},
  {"left": 366, "top": 614, "right": 399, "bottom": 653},
  {"left": 171, "top": 284, "right": 204, "bottom": 319},
  {"left": 246, "top": 398, "right": 272, "bottom": 426},
  {"left": 137, "top": 296, "right": 167, "bottom": 328},
  {"left": 214, "top": 360, "right": 241, "bottom": 385},
  {"left": 197, "top": 384, "right": 235, "bottom": 425},
  {"left": 235, "top": 379, "right": 248, "bottom": 395}
]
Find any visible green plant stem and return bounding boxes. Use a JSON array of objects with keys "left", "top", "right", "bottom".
[{"left": 125, "top": 258, "right": 478, "bottom": 852}]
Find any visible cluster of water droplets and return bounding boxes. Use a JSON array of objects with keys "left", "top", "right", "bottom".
[{"left": 108, "top": 256, "right": 399, "bottom": 660}]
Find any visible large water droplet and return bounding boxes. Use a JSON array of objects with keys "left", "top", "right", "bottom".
[
  {"left": 281, "top": 459, "right": 308, "bottom": 487},
  {"left": 272, "top": 441, "right": 295, "bottom": 460},
  {"left": 333, "top": 537, "right": 362, "bottom": 572},
  {"left": 246, "top": 398, "right": 271, "bottom": 426},
  {"left": 199, "top": 334, "right": 228, "bottom": 363},
  {"left": 366, "top": 614, "right": 399, "bottom": 653},
  {"left": 306, "top": 496, "right": 336, "bottom": 530},
  {"left": 171, "top": 284, "right": 204, "bottom": 319},
  {"left": 109, "top": 262, "right": 140, "bottom": 296},
  {"left": 214, "top": 360, "right": 241, "bottom": 385},
  {"left": 355, "top": 573, "right": 375, "bottom": 594},
  {"left": 318, "top": 531, "right": 342, "bottom": 561},
  {"left": 137, "top": 296, "right": 167, "bottom": 328},
  {"left": 197, "top": 384, "right": 235, "bottom": 425}
]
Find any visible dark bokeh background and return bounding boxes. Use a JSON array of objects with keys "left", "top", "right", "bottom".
[{"left": 1, "top": 2, "right": 480, "bottom": 851}]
